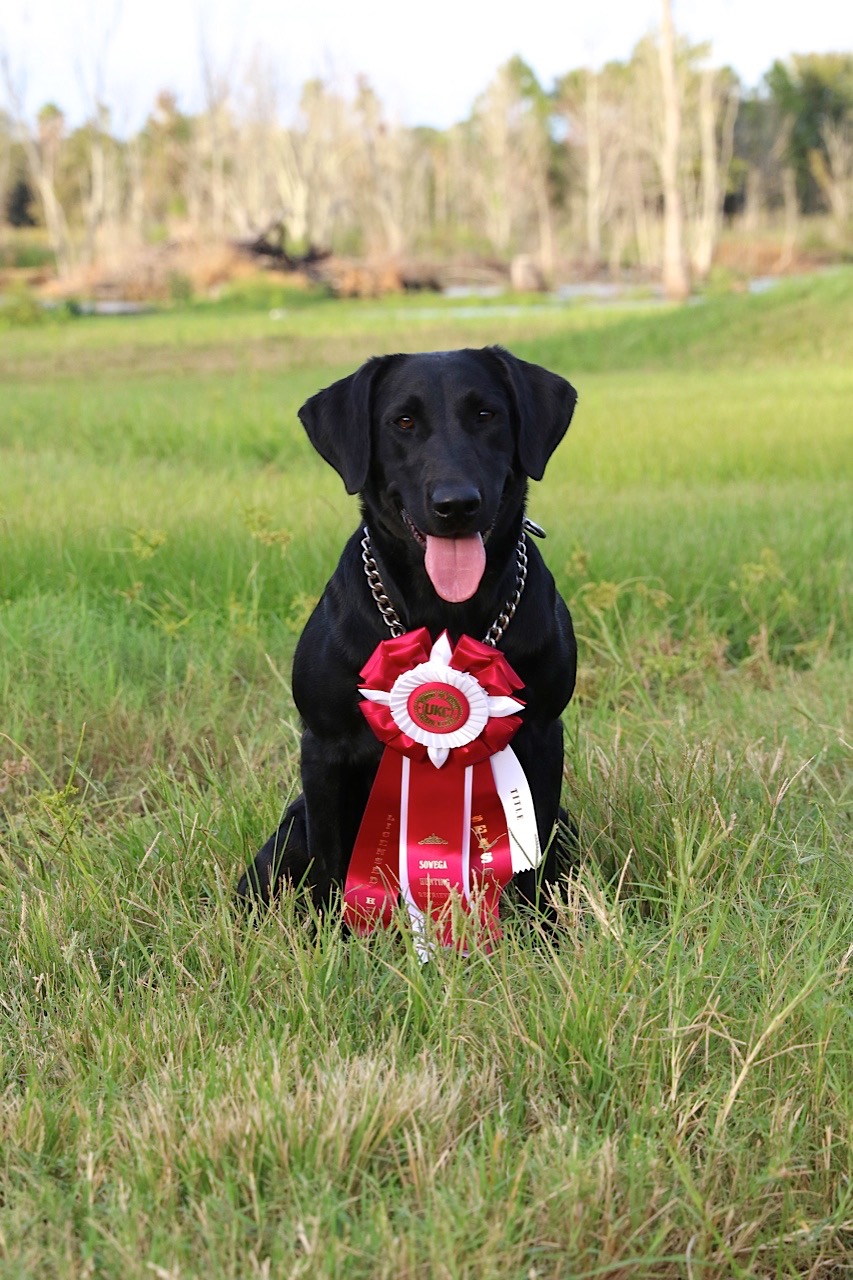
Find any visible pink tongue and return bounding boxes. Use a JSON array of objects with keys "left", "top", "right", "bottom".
[{"left": 424, "top": 533, "right": 486, "bottom": 602}]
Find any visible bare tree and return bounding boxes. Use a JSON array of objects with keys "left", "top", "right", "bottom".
[
  {"left": 471, "top": 66, "right": 514, "bottom": 253},
  {"left": 225, "top": 53, "right": 284, "bottom": 239},
  {"left": 352, "top": 78, "right": 412, "bottom": 255},
  {"left": 126, "top": 130, "right": 145, "bottom": 242},
  {"left": 778, "top": 166, "right": 799, "bottom": 269},
  {"left": 658, "top": 0, "right": 690, "bottom": 298},
  {"left": 288, "top": 79, "right": 356, "bottom": 248},
  {"left": 198, "top": 50, "right": 231, "bottom": 238},
  {"left": 469, "top": 59, "right": 554, "bottom": 268},
  {"left": 73, "top": 6, "right": 123, "bottom": 266},
  {"left": 691, "top": 66, "right": 739, "bottom": 279},
  {"left": 584, "top": 70, "right": 603, "bottom": 263},
  {"left": 810, "top": 119, "right": 853, "bottom": 235},
  {"left": 34, "top": 104, "right": 74, "bottom": 271},
  {"left": 1, "top": 57, "right": 74, "bottom": 273},
  {"left": 0, "top": 108, "right": 13, "bottom": 230},
  {"left": 773, "top": 120, "right": 798, "bottom": 270},
  {"left": 611, "top": 41, "right": 667, "bottom": 275},
  {"left": 558, "top": 61, "right": 652, "bottom": 274},
  {"left": 80, "top": 103, "right": 109, "bottom": 264}
]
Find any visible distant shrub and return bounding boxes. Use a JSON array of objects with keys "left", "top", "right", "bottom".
[
  {"left": 210, "top": 276, "right": 330, "bottom": 311},
  {"left": 701, "top": 264, "right": 746, "bottom": 295},
  {"left": 0, "top": 284, "right": 84, "bottom": 328},
  {"left": 168, "top": 271, "right": 194, "bottom": 304},
  {"left": 0, "top": 243, "right": 56, "bottom": 270},
  {"left": 0, "top": 282, "right": 45, "bottom": 327}
]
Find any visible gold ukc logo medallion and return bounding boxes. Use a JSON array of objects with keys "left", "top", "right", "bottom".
[{"left": 407, "top": 682, "right": 470, "bottom": 734}]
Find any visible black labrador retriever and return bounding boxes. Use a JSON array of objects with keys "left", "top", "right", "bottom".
[{"left": 238, "top": 345, "right": 577, "bottom": 915}]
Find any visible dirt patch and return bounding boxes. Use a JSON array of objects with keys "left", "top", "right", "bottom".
[{"left": 39, "top": 239, "right": 314, "bottom": 303}]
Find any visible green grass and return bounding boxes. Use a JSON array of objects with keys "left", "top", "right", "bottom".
[{"left": 1, "top": 273, "right": 852, "bottom": 1277}]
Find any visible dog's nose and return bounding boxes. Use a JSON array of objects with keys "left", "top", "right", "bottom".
[{"left": 431, "top": 484, "right": 482, "bottom": 522}]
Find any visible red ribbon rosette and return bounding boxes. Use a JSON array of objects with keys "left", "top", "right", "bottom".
[{"left": 344, "top": 630, "right": 540, "bottom": 956}]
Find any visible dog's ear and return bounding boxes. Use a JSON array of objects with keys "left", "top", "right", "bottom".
[
  {"left": 488, "top": 346, "right": 578, "bottom": 481},
  {"left": 298, "top": 356, "right": 389, "bottom": 495}
]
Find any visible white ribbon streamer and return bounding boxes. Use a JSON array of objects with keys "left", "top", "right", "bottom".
[{"left": 490, "top": 745, "right": 541, "bottom": 873}]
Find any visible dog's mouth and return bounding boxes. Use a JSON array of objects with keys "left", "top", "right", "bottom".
[{"left": 401, "top": 509, "right": 487, "bottom": 603}]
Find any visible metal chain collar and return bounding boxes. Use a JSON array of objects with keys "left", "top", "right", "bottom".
[{"left": 360, "top": 525, "right": 528, "bottom": 649}]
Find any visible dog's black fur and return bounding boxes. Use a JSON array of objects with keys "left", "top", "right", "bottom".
[{"left": 237, "top": 346, "right": 578, "bottom": 911}]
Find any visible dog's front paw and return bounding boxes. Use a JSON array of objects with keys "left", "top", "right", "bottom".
[
  {"left": 237, "top": 797, "right": 311, "bottom": 908},
  {"left": 236, "top": 847, "right": 282, "bottom": 907},
  {"left": 308, "top": 870, "right": 338, "bottom": 917}
]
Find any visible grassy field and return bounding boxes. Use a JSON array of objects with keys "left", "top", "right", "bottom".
[{"left": 1, "top": 273, "right": 852, "bottom": 1278}]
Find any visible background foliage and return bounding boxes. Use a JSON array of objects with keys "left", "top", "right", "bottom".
[{"left": 2, "top": 41, "right": 853, "bottom": 285}]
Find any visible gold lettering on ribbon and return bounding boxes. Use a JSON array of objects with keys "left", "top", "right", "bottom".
[
  {"left": 471, "top": 811, "right": 506, "bottom": 872},
  {"left": 368, "top": 815, "right": 396, "bottom": 886}
]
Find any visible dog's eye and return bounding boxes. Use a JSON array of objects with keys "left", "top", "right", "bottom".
[
  {"left": 394, "top": 415, "right": 415, "bottom": 430},
  {"left": 477, "top": 409, "right": 496, "bottom": 422}
]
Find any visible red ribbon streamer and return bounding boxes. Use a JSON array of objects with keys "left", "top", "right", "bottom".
[
  {"left": 342, "top": 748, "right": 402, "bottom": 934},
  {"left": 468, "top": 759, "right": 515, "bottom": 942}
]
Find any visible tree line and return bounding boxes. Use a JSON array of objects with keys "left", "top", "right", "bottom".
[{"left": 1, "top": 34, "right": 852, "bottom": 294}]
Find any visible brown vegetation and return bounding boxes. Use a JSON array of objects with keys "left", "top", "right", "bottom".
[{"left": 2, "top": 39, "right": 851, "bottom": 300}]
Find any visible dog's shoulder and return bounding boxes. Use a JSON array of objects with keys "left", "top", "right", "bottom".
[
  {"left": 501, "top": 542, "right": 576, "bottom": 716},
  {"left": 291, "top": 532, "right": 388, "bottom": 730}
]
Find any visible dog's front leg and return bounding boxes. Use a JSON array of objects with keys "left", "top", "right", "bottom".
[{"left": 300, "top": 727, "right": 376, "bottom": 913}]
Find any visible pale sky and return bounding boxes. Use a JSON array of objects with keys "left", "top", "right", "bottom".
[{"left": 3, "top": 0, "right": 851, "bottom": 130}]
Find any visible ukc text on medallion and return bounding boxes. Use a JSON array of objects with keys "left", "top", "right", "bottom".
[{"left": 407, "top": 682, "right": 470, "bottom": 735}]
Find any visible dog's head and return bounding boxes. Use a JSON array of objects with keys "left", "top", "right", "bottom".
[{"left": 298, "top": 346, "right": 577, "bottom": 602}]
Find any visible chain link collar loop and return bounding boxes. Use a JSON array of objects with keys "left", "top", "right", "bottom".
[{"left": 360, "top": 526, "right": 528, "bottom": 649}]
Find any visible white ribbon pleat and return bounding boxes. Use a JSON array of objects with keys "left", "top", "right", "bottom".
[
  {"left": 461, "top": 765, "right": 473, "bottom": 902},
  {"left": 397, "top": 755, "right": 431, "bottom": 963}
]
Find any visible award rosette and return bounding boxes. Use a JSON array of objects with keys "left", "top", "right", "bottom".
[{"left": 343, "top": 628, "right": 541, "bottom": 953}]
